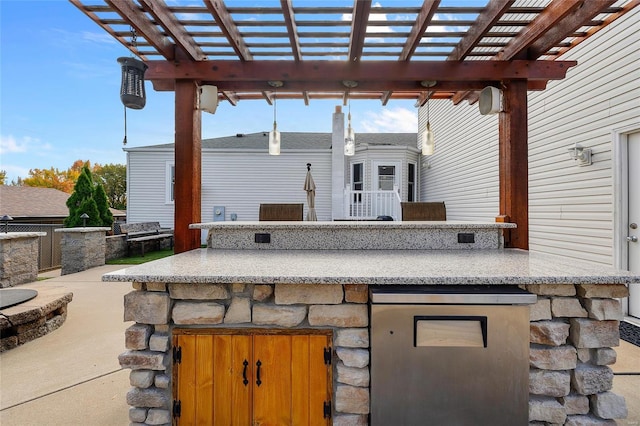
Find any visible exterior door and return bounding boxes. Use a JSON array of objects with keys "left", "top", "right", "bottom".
[
  {"left": 173, "top": 331, "right": 332, "bottom": 425},
  {"left": 629, "top": 132, "right": 640, "bottom": 318},
  {"left": 372, "top": 161, "right": 401, "bottom": 217}
]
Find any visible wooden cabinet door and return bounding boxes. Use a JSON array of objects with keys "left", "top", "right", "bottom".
[
  {"left": 253, "top": 334, "right": 331, "bottom": 426},
  {"left": 174, "top": 331, "right": 331, "bottom": 426},
  {"left": 175, "top": 334, "right": 252, "bottom": 426}
]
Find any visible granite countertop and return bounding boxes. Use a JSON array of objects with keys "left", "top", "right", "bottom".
[
  {"left": 190, "top": 221, "right": 517, "bottom": 230},
  {"left": 102, "top": 248, "right": 640, "bottom": 285}
]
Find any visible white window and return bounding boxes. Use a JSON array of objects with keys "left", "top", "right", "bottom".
[
  {"left": 351, "top": 162, "right": 364, "bottom": 202},
  {"left": 408, "top": 162, "right": 417, "bottom": 202},
  {"left": 165, "top": 161, "right": 175, "bottom": 204}
]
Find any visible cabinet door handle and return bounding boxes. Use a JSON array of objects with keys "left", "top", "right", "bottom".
[
  {"left": 242, "top": 359, "right": 249, "bottom": 386},
  {"left": 256, "top": 360, "right": 262, "bottom": 387}
]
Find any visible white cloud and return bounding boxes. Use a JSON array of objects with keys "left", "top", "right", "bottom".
[
  {"left": 81, "top": 31, "right": 117, "bottom": 45},
  {"left": 1, "top": 135, "right": 28, "bottom": 154},
  {"left": 359, "top": 107, "right": 417, "bottom": 133},
  {"left": 0, "top": 135, "right": 51, "bottom": 155}
]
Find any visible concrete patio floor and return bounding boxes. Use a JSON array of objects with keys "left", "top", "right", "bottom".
[{"left": 0, "top": 265, "right": 638, "bottom": 425}]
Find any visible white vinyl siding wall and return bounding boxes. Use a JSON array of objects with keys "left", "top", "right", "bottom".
[
  {"left": 527, "top": 7, "right": 640, "bottom": 265},
  {"left": 200, "top": 150, "right": 332, "bottom": 222},
  {"left": 418, "top": 100, "right": 499, "bottom": 222},
  {"left": 127, "top": 149, "right": 175, "bottom": 228},
  {"left": 418, "top": 8, "right": 640, "bottom": 266},
  {"left": 127, "top": 149, "right": 332, "bottom": 227},
  {"left": 348, "top": 148, "right": 420, "bottom": 202}
]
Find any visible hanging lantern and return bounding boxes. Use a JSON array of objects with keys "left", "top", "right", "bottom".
[{"left": 117, "top": 57, "right": 148, "bottom": 110}]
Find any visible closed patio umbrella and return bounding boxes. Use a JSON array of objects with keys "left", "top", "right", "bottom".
[{"left": 304, "top": 163, "right": 317, "bottom": 221}]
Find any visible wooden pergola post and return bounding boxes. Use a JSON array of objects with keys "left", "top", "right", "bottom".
[
  {"left": 174, "top": 79, "right": 202, "bottom": 253},
  {"left": 497, "top": 79, "right": 529, "bottom": 250}
]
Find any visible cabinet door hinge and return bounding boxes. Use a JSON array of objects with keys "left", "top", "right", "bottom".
[
  {"left": 324, "top": 347, "right": 332, "bottom": 365},
  {"left": 173, "top": 400, "right": 181, "bottom": 418},
  {"left": 323, "top": 400, "right": 331, "bottom": 419},
  {"left": 173, "top": 345, "right": 182, "bottom": 364}
]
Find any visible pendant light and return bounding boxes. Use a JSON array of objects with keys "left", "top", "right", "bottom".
[
  {"left": 268, "top": 81, "right": 283, "bottom": 155},
  {"left": 343, "top": 81, "right": 358, "bottom": 156},
  {"left": 345, "top": 102, "right": 355, "bottom": 156},
  {"left": 117, "top": 27, "right": 148, "bottom": 146},
  {"left": 421, "top": 90, "right": 435, "bottom": 156}
]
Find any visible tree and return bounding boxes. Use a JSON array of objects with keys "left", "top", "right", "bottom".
[
  {"left": 9, "top": 160, "right": 126, "bottom": 210},
  {"left": 21, "top": 165, "right": 82, "bottom": 193},
  {"left": 64, "top": 164, "right": 113, "bottom": 228},
  {"left": 0, "top": 170, "right": 6, "bottom": 185},
  {"left": 94, "top": 183, "right": 114, "bottom": 226},
  {"left": 93, "top": 163, "right": 127, "bottom": 210}
]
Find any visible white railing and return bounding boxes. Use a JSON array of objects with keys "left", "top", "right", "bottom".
[{"left": 343, "top": 185, "right": 401, "bottom": 220}]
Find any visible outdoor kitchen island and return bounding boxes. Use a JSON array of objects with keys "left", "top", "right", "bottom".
[{"left": 103, "top": 221, "right": 639, "bottom": 426}]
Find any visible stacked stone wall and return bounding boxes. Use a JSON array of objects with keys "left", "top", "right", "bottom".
[
  {"left": 56, "top": 228, "right": 109, "bottom": 275},
  {"left": 105, "top": 234, "right": 127, "bottom": 261},
  {"left": 119, "top": 282, "right": 370, "bottom": 426},
  {"left": 119, "top": 282, "right": 629, "bottom": 426},
  {"left": 0, "top": 234, "right": 42, "bottom": 288},
  {"left": 526, "top": 284, "right": 629, "bottom": 426}
]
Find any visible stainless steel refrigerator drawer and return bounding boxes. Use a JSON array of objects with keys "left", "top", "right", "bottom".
[{"left": 370, "top": 286, "right": 534, "bottom": 426}]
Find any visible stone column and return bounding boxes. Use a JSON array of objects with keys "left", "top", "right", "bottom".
[
  {"left": 55, "top": 228, "right": 110, "bottom": 275},
  {"left": 0, "top": 232, "right": 46, "bottom": 288}
]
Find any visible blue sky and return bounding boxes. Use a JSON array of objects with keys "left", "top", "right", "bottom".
[{"left": 0, "top": 0, "right": 468, "bottom": 183}]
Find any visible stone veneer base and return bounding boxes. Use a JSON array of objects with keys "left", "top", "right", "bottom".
[{"left": 118, "top": 282, "right": 629, "bottom": 426}]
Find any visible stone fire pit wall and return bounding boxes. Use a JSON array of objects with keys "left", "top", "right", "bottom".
[{"left": 118, "top": 282, "right": 628, "bottom": 426}]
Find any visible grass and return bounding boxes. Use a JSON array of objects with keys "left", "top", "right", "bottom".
[{"left": 106, "top": 248, "right": 175, "bottom": 265}]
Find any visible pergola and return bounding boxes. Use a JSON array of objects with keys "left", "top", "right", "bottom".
[{"left": 71, "top": 0, "right": 638, "bottom": 253}]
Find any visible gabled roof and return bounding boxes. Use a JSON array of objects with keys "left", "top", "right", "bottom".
[
  {"left": 126, "top": 132, "right": 418, "bottom": 151},
  {"left": 0, "top": 186, "right": 70, "bottom": 218}
]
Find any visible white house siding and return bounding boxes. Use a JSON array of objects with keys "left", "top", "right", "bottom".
[
  {"left": 349, "top": 147, "right": 420, "bottom": 202},
  {"left": 419, "top": 8, "right": 640, "bottom": 265},
  {"left": 126, "top": 149, "right": 175, "bottom": 228},
  {"left": 200, "top": 149, "right": 332, "bottom": 222},
  {"left": 418, "top": 100, "right": 499, "bottom": 222}
]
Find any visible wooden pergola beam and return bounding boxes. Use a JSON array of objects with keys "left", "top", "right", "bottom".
[
  {"left": 348, "top": 0, "right": 372, "bottom": 61},
  {"left": 448, "top": 0, "right": 513, "bottom": 61},
  {"left": 138, "top": 0, "right": 206, "bottom": 61},
  {"left": 174, "top": 79, "right": 202, "bottom": 253},
  {"left": 204, "top": 0, "right": 253, "bottom": 61},
  {"left": 528, "top": 0, "right": 617, "bottom": 59},
  {"left": 105, "top": 0, "right": 175, "bottom": 60},
  {"left": 497, "top": 0, "right": 584, "bottom": 60},
  {"left": 281, "top": 0, "right": 302, "bottom": 61},
  {"left": 398, "top": 0, "right": 440, "bottom": 61},
  {"left": 497, "top": 79, "right": 529, "bottom": 250},
  {"left": 145, "top": 60, "right": 576, "bottom": 83}
]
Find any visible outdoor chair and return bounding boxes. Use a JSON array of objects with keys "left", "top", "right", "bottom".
[
  {"left": 401, "top": 202, "right": 446, "bottom": 221},
  {"left": 259, "top": 203, "right": 304, "bottom": 221}
]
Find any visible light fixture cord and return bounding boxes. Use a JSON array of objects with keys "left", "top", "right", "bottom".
[
  {"left": 123, "top": 105, "right": 128, "bottom": 145},
  {"left": 273, "top": 88, "right": 277, "bottom": 130},
  {"left": 427, "top": 90, "right": 430, "bottom": 124}
]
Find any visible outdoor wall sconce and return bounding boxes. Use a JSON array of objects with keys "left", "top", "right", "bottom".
[
  {"left": 80, "top": 213, "right": 89, "bottom": 227},
  {"left": 268, "top": 81, "right": 283, "bottom": 155},
  {"left": 567, "top": 143, "right": 592, "bottom": 166},
  {"left": 1, "top": 215, "right": 13, "bottom": 233}
]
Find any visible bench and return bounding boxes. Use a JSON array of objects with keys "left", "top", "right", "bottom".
[{"left": 119, "top": 222, "right": 174, "bottom": 256}]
